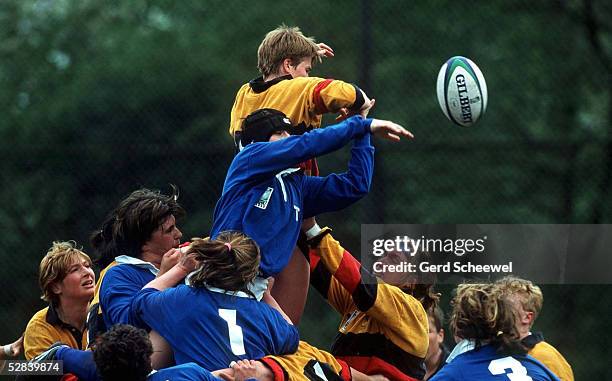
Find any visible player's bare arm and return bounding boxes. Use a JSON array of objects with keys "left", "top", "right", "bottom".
[{"left": 1, "top": 334, "right": 23, "bottom": 359}]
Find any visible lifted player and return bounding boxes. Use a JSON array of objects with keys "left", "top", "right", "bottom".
[
  {"left": 212, "top": 107, "right": 411, "bottom": 307},
  {"left": 229, "top": 25, "right": 373, "bottom": 323}
]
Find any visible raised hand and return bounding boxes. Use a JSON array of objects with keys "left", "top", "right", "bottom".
[
  {"left": 178, "top": 249, "right": 200, "bottom": 273},
  {"left": 316, "top": 42, "right": 335, "bottom": 60},
  {"left": 158, "top": 248, "right": 181, "bottom": 276},
  {"left": 359, "top": 98, "right": 375, "bottom": 118},
  {"left": 369, "top": 119, "right": 414, "bottom": 142}
]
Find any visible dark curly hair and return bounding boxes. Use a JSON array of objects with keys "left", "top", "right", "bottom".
[
  {"left": 93, "top": 324, "right": 153, "bottom": 381},
  {"left": 91, "top": 187, "right": 185, "bottom": 268}
]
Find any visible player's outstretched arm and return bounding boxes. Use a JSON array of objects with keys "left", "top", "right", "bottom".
[
  {"left": 233, "top": 116, "right": 372, "bottom": 180},
  {"left": 352, "top": 95, "right": 414, "bottom": 142},
  {"left": 370, "top": 119, "right": 414, "bottom": 142}
]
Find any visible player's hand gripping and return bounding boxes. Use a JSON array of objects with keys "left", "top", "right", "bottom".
[
  {"left": 158, "top": 248, "right": 181, "bottom": 276},
  {"left": 177, "top": 246, "right": 200, "bottom": 273},
  {"left": 232, "top": 360, "right": 263, "bottom": 381},
  {"left": 336, "top": 90, "right": 373, "bottom": 122}
]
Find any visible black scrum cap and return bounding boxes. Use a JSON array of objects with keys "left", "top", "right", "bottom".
[{"left": 240, "top": 108, "right": 293, "bottom": 148}]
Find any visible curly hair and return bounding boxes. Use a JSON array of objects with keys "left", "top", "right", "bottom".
[
  {"left": 93, "top": 324, "right": 153, "bottom": 381},
  {"left": 495, "top": 276, "right": 543, "bottom": 323},
  {"left": 90, "top": 187, "right": 185, "bottom": 268},
  {"left": 187, "top": 231, "right": 260, "bottom": 295},
  {"left": 38, "top": 241, "right": 92, "bottom": 305},
  {"left": 450, "top": 283, "right": 525, "bottom": 354}
]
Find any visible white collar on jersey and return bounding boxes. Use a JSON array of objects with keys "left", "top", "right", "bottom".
[
  {"left": 185, "top": 272, "right": 266, "bottom": 301},
  {"left": 275, "top": 167, "right": 302, "bottom": 202},
  {"left": 114, "top": 255, "right": 159, "bottom": 276},
  {"left": 446, "top": 339, "right": 477, "bottom": 363},
  {"left": 204, "top": 284, "right": 254, "bottom": 299}
]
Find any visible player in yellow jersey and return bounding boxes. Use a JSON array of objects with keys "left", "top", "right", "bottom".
[
  {"left": 303, "top": 221, "right": 438, "bottom": 381},
  {"left": 495, "top": 276, "right": 574, "bottom": 381},
  {"left": 230, "top": 24, "right": 371, "bottom": 155}
]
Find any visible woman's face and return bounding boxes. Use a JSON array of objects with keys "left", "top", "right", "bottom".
[
  {"left": 426, "top": 315, "right": 444, "bottom": 361},
  {"left": 54, "top": 257, "right": 95, "bottom": 302},
  {"left": 143, "top": 215, "right": 183, "bottom": 257}
]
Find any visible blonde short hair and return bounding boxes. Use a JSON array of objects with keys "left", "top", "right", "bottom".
[
  {"left": 39, "top": 241, "right": 92, "bottom": 304},
  {"left": 257, "top": 25, "right": 319, "bottom": 77},
  {"left": 495, "top": 276, "right": 543, "bottom": 321}
]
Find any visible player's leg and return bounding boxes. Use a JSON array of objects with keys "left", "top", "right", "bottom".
[
  {"left": 271, "top": 246, "right": 310, "bottom": 325},
  {"left": 150, "top": 330, "right": 174, "bottom": 369}
]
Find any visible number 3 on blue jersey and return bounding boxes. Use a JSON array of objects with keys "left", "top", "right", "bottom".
[
  {"left": 489, "top": 357, "right": 533, "bottom": 381},
  {"left": 219, "top": 309, "right": 246, "bottom": 355}
]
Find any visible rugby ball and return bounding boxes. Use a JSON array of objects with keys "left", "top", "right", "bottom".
[{"left": 436, "top": 56, "right": 488, "bottom": 127}]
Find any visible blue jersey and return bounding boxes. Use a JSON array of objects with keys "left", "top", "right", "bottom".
[
  {"left": 211, "top": 115, "right": 374, "bottom": 277},
  {"left": 56, "top": 346, "right": 98, "bottom": 381},
  {"left": 150, "top": 362, "right": 221, "bottom": 381},
  {"left": 430, "top": 344, "right": 560, "bottom": 381},
  {"left": 56, "top": 348, "right": 221, "bottom": 381},
  {"left": 100, "top": 262, "right": 156, "bottom": 330},
  {"left": 132, "top": 285, "right": 299, "bottom": 370}
]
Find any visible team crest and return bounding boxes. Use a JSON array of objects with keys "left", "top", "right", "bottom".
[{"left": 255, "top": 187, "right": 274, "bottom": 209}]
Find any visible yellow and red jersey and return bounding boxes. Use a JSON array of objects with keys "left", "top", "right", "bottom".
[
  {"left": 230, "top": 75, "right": 364, "bottom": 176},
  {"left": 261, "top": 340, "right": 351, "bottom": 381},
  {"left": 309, "top": 231, "right": 429, "bottom": 381}
]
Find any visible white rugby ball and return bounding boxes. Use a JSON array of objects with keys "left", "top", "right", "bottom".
[{"left": 436, "top": 56, "right": 488, "bottom": 127}]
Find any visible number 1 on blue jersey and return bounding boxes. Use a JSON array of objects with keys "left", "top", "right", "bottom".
[{"left": 219, "top": 309, "right": 246, "bottom": 355}]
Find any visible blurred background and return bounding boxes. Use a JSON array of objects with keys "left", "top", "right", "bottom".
[{"left": 1, "top": 0, "right": 611, "bottom": 378}]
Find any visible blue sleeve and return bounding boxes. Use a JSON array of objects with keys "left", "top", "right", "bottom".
[
  {"left": 150, "top": 362, "right": 222, "bottom": 381},
  {"left": 100, "top": 267, "right": 150, "bottom": 330},
  {"left": 260, "top": 304, "right": 299, "bottom": 355},
  {"left": 229, "top": 116, "right": 372, "bottom": 183},
  {"left": 56, "top": 347, "right": 100, "bottom": 381},
  {"left": 130, "top": 287, "right": 175, "bottom": 333},
  {"left": 302, "top": 132, "right": 374, "bottom": 218},
  {"left": 429, "top": 364, "right": 459, "bottom": 381}
]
